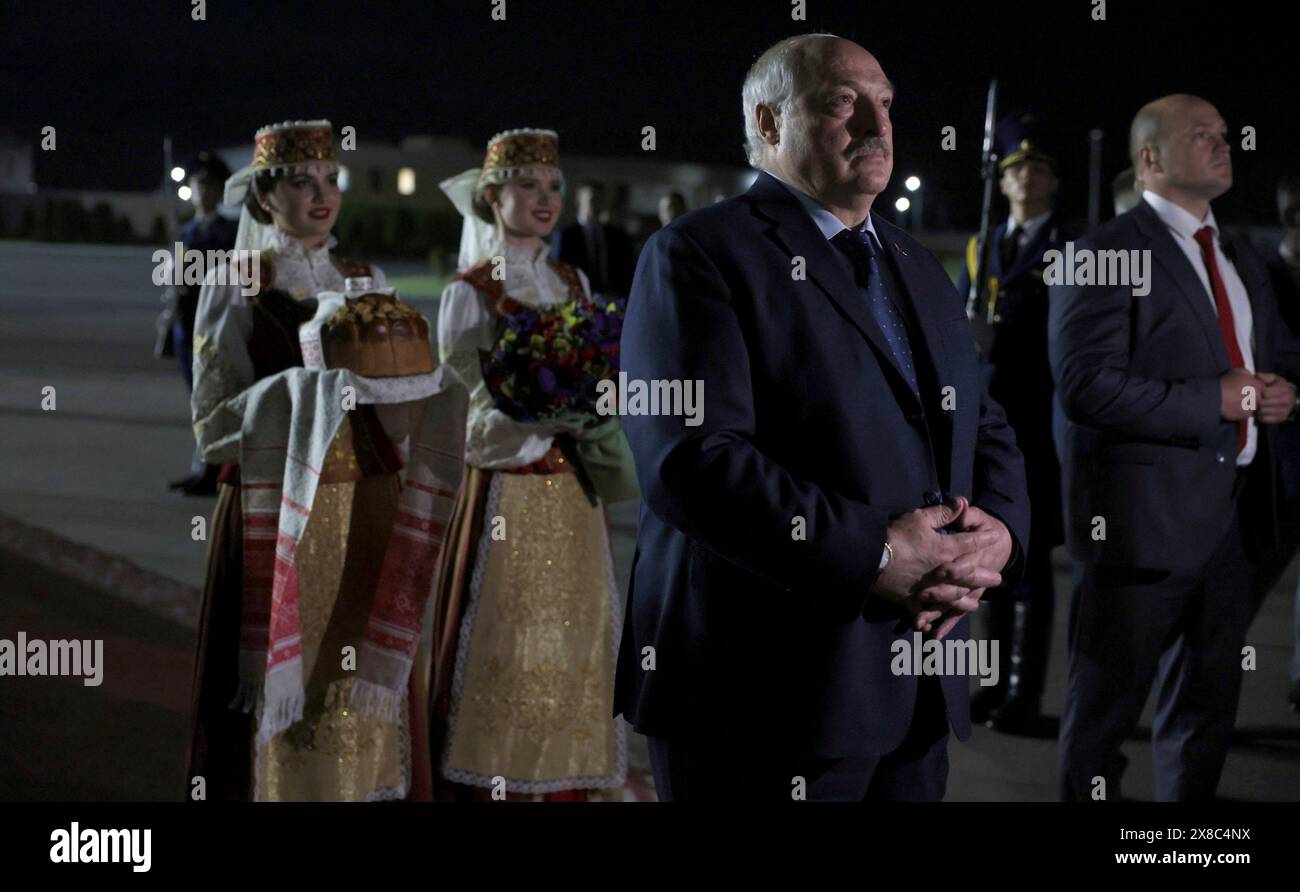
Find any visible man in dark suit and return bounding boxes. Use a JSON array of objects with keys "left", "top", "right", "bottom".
[
  {"left": 614, "top": 34, "right": 1029, "bottom": 802},
  {"left": 550, "top": 180, "right": 635, "bottom": 296},
  {"left": 1051, "top": 94, "right": 1300, "bottom": 801},
  {"left": 956, "top": 113, "right": 1077, "bottom": 733}
]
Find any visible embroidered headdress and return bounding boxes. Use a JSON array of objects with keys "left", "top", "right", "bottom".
[
  {"left": 223, "top": 120, "right": 340, "bottom": 253},
  {"left": 441, "top": 128, "right": 563, "bottom": 271}
]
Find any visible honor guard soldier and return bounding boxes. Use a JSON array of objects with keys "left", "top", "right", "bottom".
[
  {"left": 169, "top": 150, "right": 238, "bottom": 494},
  {"left": 957, "top": 112, "right": 1077, "bottom": 733}
]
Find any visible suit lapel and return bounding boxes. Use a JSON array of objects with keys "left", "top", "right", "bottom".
[
  {"left": 747, "top": 173, "right": 921, "bottom": 404},
  {"left": 1222, "top": 232, "right": 1272, "bottom": 369},
  {"left": 1132, "top": 200, "right": 1230, "bottom": 368}
]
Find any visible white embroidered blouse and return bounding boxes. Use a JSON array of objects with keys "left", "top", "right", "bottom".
[{"left": 437, "top": 238, "right": 590, "bottom": 470}]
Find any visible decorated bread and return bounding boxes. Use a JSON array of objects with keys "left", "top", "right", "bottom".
[{"left": 321, "top": 292, "right": 434, "bottom": 377}]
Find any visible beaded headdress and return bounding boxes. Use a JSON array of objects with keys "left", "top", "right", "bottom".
[
  {"left": 223, "top": 120, "right": 340, "bottom": 253},
  {"left": 442, "top": 128, "right": 563, "bottom": 272},
  {"left": 477, "top": 128, "right": 560, "bottom": 188}
]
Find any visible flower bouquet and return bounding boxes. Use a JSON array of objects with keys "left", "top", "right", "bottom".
[
  {"left": 479, "top": 292, "right": 625, "bottom": 424},
  {"left": 479, "top": 292, "right": 630, "bottom": 504}
]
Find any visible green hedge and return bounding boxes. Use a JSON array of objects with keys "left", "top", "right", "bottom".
[
  {"left": 334, "top": 200, "right": 463, "bottom": 265},
  {"left": 6, "top": 197, "right": 465, "bottom": 268},
  {"left": 7, "top": 198, "right": 143, "bottom": 244}
]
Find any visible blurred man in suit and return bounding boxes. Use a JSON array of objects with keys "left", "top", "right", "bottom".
[
  {"left": 1112, "top": 167, "right": 1142, "bottom": 217},
  {"left": 1051, "top": 94, "right": 1300, "bottom": 800},
  {"left": 551, "top": 180, "right": 635, "bottom": 296},
  {"left": 615, "top": 33, "right": 1029, "bottom": 802},
  {"left": 657, "top": 191, "right": 688, "bottom": 227}
]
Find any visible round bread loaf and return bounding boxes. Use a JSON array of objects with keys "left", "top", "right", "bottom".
[{"left": 321, "top": 292, "right": 434, "bottom": 377}]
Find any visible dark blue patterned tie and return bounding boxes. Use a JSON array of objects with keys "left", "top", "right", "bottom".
[{"left": 833, "top": 228, "right": 919, "bottom": 395}]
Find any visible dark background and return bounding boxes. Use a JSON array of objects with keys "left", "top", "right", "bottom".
[{"left": 2, "top": 0, "right": 1295, "bottom": 227}]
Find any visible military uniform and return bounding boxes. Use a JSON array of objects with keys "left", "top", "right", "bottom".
[
  {"left": 956, "top": 117, "right": 1076, "bottom": 732},
  {"left": 169, "top": 151, "right": 238, "bottom": 494},
  {"left": 175, "top": 211, "right": 239, "bottom": 388}
]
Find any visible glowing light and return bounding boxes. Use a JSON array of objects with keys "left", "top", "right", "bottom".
[
  {"left": 894, "top": 196, "right": 911, "bottom": 213},
  {"left": 904, "top": 176, "right": 921, "bottom": 192}
]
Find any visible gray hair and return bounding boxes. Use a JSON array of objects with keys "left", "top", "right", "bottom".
[{"left": 741, "top": 33, "right": 839, "bottom": 169}]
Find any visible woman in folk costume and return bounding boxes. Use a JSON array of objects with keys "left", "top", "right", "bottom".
[
  {"left": 187, "top": 120, "right": 465, "bottom": 801},
  {"left": 432, "top": 128, "right": 638, "bottom": 800}
]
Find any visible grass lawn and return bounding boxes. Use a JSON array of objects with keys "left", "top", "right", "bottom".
[
  {"left": 388, "top": 251, "right": 967, "bottom": 303},
  {"left": 387, "top": 274, "right": 452, "bottom": 301}
]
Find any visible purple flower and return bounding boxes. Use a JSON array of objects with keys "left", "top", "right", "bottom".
[
  {"left": 507, "top": 311, "right": 538, "bottom": 333},
  {"left": 537, "top": 366, "right": 557, "bottom": 395},
  {"left": 591, "top": 312, "right": 622, "bottom": 343}
]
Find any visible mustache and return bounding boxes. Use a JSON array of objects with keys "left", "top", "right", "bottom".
[{"left": 848, "top": 138, "right": 890, "bottom": 159}]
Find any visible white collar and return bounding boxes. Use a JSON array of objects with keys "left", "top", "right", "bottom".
[
  {"left": 1142, "top": 190, "right": 1218, "bottom": 241},
  {"left": 1006, "top": 209, "right": 1052, "bottom": 240},
  {"left": 767, "top": 170, "right": 881, "bottom": 246},
  {"left": 266, "top": 227, "right": 338, "bottom": 260},
  {"left": 503, "top": 237, "right": 550, "bottom": 266}
]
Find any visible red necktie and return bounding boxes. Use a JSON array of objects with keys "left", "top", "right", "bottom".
[{"left": 1193, "top": 226, "right": 1246, "bottom": 452}]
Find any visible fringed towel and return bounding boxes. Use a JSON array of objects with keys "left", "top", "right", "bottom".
[{"left": 205, "top": 364, "right": 466, "bottom": 743}]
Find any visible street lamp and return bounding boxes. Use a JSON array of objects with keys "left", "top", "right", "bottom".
[
  {"left": 170, "top": 166, "right": 186, "bottom": 183},
  {"left": 904, "top": 175, "right": 923, "bottom": 233},
  {"left": 177, "top": 185, "right": 192, "bottom": 201}
]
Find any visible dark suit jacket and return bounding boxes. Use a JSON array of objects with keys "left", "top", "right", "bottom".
[
  {"left": 550, "top": 220, "right": 635, "bottom": 297},
  {"left": 1049, "top": 198, "right": 1300, "bottom": 573},
  {"left": 613, "top": 172, "right": 1030, "bottom": 758}
]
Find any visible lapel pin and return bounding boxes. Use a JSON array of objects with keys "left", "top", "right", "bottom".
[{"left": 894, "top": 241, "right": 907, "bottom": 256}]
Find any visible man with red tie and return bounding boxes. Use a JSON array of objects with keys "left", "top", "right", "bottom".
[{"left": 1050, "top": 93, "right": 1300, "bottom": 800}]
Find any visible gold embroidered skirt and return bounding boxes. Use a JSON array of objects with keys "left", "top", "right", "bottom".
[
  {"left": 434, "top": 467, "right": 625, "bottom": 796},
  {"left": 189, "top": 470, "right": 430, "bottom": 801},
  {"left": 252, "top": 474, "right": 417, "bottom": 801}
]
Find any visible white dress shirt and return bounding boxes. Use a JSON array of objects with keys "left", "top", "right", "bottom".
[
  {"left": 767, "top": 171, "right": 882, "bottom": 247},
  {"left": 1004, "top": 209, "right": 1052, "bottom": 254},
  {"left": 1142, "top": 190, "right": 1256, "bottom": 465}
]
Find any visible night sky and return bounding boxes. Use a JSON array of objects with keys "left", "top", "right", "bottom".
[{"left": 3, "top": 0, "right": 1294, "bottom": 227}]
